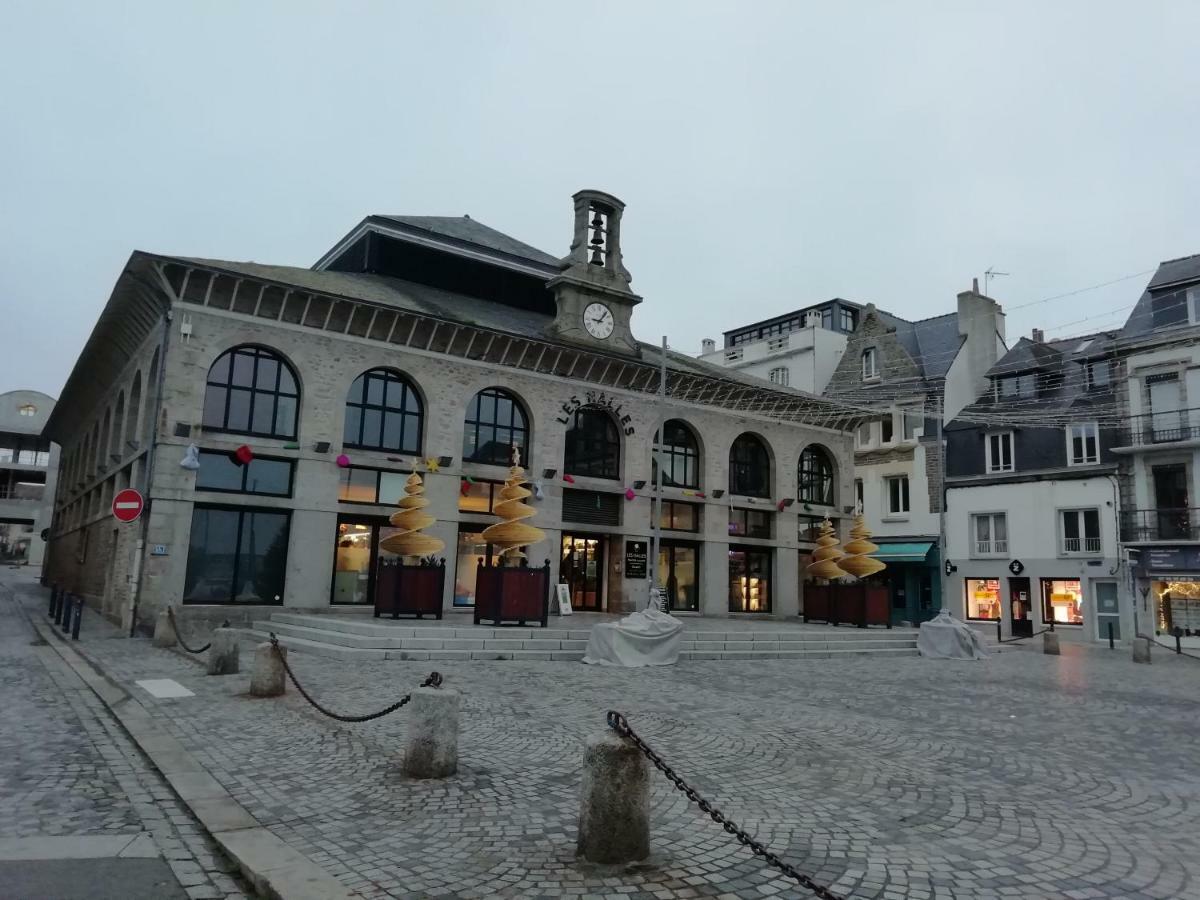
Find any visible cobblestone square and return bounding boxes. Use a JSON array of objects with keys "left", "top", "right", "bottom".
[{"left": 12, "top": 576, "right": 1200, "bottom": 900}]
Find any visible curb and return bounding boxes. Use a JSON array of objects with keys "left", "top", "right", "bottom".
[{"left": 23, "top": 600, "right": 354, "bottom": 900}]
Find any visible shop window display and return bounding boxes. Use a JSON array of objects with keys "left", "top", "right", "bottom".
[
  {"left": 965, "top": 578, "right": 1000, "bottom": 620},
  {"left": 1041, "top": 578, "right": 1083, "bottom": 625}
]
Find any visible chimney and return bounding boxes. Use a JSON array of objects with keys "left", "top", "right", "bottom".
[
  {"left": 972, "top": 277, "right": 980, "bottom": 294},
  {"left": 1031, "top": 328, "right": 1044, "bottom": 343},
  {"left": 701, "top": 338, "right": 716, "bottom": 355}
]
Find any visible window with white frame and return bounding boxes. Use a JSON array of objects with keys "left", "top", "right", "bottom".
[
  {"left": 885, "top": 475, "right": 909, "bottom": 515},
  {"left": 768, "top": 366, "right": 789, "bottom": 386},
  {"left": 855, "top": 422, "right": 872, "bottom": 449},
  {"left": 854, "top": 478, "right": 864, "bottom": 514},
  {"left": 902, "top": 409, "right": 921, "bottom": 440},
  {"left": 972, "top": 512, "right": 1008, "bottom": 556},
  {"left": 985, "top": 432, "right": 1014, "bottom": 473},
  {"left": 1060, "top": 508, "right": 1101, "bottom": 555},
  {"left": 862, "top": 347, "right": 878, "bottom": 379},
  {"left": 1067, "top": 423, "right": 1099, "bottom": 465}
]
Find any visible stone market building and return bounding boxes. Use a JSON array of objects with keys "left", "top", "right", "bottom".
[{"left": 44, "top": 191, "right": 859, "bottom": 630}]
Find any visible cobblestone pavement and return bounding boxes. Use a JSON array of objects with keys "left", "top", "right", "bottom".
[
  {"left": 0, "top": 573, "right": 255, "bottom": 899},
  {"left": 11, "top": 578, "right": 1200, "bottom": 899}
]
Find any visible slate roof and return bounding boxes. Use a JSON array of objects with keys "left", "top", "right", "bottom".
[
  {"left": 890, "top": 312, "right": 963, "bottom": 379},
  {"left": 374, "top": 215, "right": 560, "bottom": 268},
  {"left": 947, "top": 330, "right": 1118, "bottom": 429},
  {"left": 1120, "top": 253, "right": 1200, "bottom": 341}
]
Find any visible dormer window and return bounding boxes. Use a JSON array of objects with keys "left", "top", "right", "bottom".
[
  {"left": 1151, "top": 288, "right": 1188, "bottom": 329},
  {"left": 862, "top": 347, "right": 879, "bottom": 379},
  {"left": 986, "top": 432, "right": 1015, "bottom": 473},
  {"left": 1086, "top": 361, "right": 1111, "bottom": 390},
  {"left": 996, "top": 374, "right": 1034, "bottom": 399},
  {"left": 17, "top": 404, "right": 35, "bottom": 417}
]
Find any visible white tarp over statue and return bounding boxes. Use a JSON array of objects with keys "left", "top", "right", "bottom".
[
  {"left": 917, "top": 609, "right": 990, "bottom": 660},
  {"left": 582, "top": 608, "right": 683, "bottom": 667}
]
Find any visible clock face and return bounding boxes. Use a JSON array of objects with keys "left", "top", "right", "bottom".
[{"left": 583, "top": 303, "right": 615, "bottom": 339}]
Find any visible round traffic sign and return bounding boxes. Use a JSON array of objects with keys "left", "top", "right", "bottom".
[{"left": 112, "top": 488, "right": 145, "bottom": 523}]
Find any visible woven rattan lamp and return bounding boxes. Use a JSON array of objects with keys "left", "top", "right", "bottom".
[
  {"left": 379, "top": 472, "right": 446, "bottom": 558},
  {"left": 481, "top": 448, "right": 545, "bottom": 563},
  {"left": 806, "top": 517, "right": 848, "bottom": 579},
  {"left": 839, "top": 514, "right": 886, "bottom": 579}
]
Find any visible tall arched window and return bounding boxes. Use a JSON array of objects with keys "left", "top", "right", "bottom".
[
  {"left": 98, "top": 409, "right": 111, "bottom": 472},
  {"left": 124, "top": 372, "right": 142, "bottom": 449},
  {"left": 110, "top": 392, "right": 125, "bottom": 460},
  {"left": 564, "top": 407, "right": 621, "bottom": 479},
  {"left": 729, "top": 433, "right": 771, "bottom": 498},
  {"left": 653, "top": 419, "right": 700, "bottom": 489},
  {"left": 203, "top": 346, "right": 299, "bottom": 439},
  {"left": 463, "top": 388, "right": 529, "bottom": 465},
  {"left": 344, "top": 368, "right": 422, "bottom": 454},
  {"left": 798, "top": 446, "right": 835, "bottom": 506}
]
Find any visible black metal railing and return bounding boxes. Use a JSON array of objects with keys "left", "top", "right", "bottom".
[
  {"left": 1120, "top": 508, "right": 1200, "bottom": 542},
  {"left": 1116, "top": 409, "right": 1200, "bottom": 447}
]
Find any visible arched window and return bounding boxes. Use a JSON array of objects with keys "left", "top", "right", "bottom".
[
  {"left": 110, "top": 392, "right": 125, "bottom": 460},
  {"left": 463, "top": 388, "right": 529, "bottom": 466},
  {"left": 344, "top": 368, "right": 422, "bottom": 454},
  {"left": 798, "top": 446, "right": 835, "bottom": 506},
  {"left": 653, "top": 419, "right": 700, "bottom": 489},
  {"left": 729, "top": 433, "right": 771, "bottom": 498},
  {"left": 143, "top": 350, "right": 159, "bottom": 448},
  {"left": 98, "top": 409, "right": 111, "bottom": 472},
  {"left": 203, "top": 346, "right": 299, "bottom": 439},
  {"left": 564, "top": 407, "right": 621, "bottom": 479},
  {"left": 125, "top": 372, "right": 142, "bottom": 449}
]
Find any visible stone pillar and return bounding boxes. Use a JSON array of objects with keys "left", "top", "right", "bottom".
[
  {"left": 249, "top": 642, "right": 286, "bottom": 697},
  {"left": 206, "top": 628, "right": 240, "bottom": 676},
  {"left": 1132, "top": 636, "right": 1152, "bottom": 664},
  {"left": 577, "top": 732, "right": 650, "bottom": 865},
  {"left": 1042, "top": 632, "right": 1061, "bottom": 655},
  {"left": 152, "top": 608, "right": 177, "bottom": 648},
  {"left": 402, "top": 687, "right": 460, "bottom": 779}
]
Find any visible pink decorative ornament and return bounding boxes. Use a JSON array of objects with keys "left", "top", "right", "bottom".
[
  {"left": 624, "top": 488, "right": 635, "bottom": 501},
  {"left": 336, "top": 454, "right": 351, "bottom": 468}
]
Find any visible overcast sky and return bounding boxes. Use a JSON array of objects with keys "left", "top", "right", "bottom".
[{"left": 3, "top": 1, "right": 1199, "bottom": 397}]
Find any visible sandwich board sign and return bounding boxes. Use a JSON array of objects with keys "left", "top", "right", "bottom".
[{"left": 555, "top": 583, "right": 573, "bottom": 616}]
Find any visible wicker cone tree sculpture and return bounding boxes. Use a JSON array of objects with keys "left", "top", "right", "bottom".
[
  {"left": 806, "top": 517, "right": 848, "bottom": 580},
  {"left": 839, "top": 514, "right": 887, "bottom": 579},
  {"left": 379, "top": 472, "right": 446, "bottom": 559},
  {"left": 481, "top": 448, "right": 545, "bottom": 564}
]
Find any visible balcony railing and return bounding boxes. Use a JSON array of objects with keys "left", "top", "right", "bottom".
[
  {"left": 1062, "top": 537, "right": 1102, "bottom": 554},
  {"left": 1121, "top": 508, "right": 1200, "bottom": 542},
  {"left": 975, "top": 540, "right": 1008, "bottom": 555},
  {"left": 1117, "top": 408, "right": 1200, "bottom": 447}
]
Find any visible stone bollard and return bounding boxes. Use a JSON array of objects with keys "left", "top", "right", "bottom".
[
  {"left": 1042, "top": 632, "right": 1061, "bottom": 656},
  {"left": 1132, "top": 636, "right": 1152, "bottom": 664},
  {"left": 249, "top": 642, "right": 287, "bottom": 697},
  {"left": 206, "top": 628, "right": 240, "bottom": 676},
  {"left": 403, "top": 686, "right": 460, "bottom": 779},
  {"left": 577, "top": 732, "right": 650, "bottom": 865},
  {"left": 152, "top": 609, "right": 178, "bottom": 648}
]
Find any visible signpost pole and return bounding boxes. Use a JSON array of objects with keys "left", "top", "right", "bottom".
[{"left": 648, "top": 336, "right": 667, "bottom": 610}]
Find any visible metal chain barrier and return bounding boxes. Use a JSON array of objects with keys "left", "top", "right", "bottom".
[
  {"left": 269, "top": 633, "right": 441, "bottom": 722},
  {"left": 607, "top": 711, "right": 843, "bottom": 900},
  {"left": 167, "top": 607, "right": 227, "bottom": 654},
  {"left": 1137, "top": 632, "right": 1200, "bottom": 661},
  {"left": 998, "top": 627, "right": 1052, "bottom": 644}
]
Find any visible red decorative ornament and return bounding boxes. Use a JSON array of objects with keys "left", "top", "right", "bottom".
[
  {"left": 460, "top": 479, "right": 471, "bottom": 497},
  {"left": 563, "top": 474, "right": 576, "bottom": 484},
  {"left": 336, "top": 454, "right": 351, "bottom": 468},
  {"left": 231, "top": 445, "right": 253, "bottom": 467},
  {"left": 624, "top": 488, "right": 635, "bottom": 501},
  {"left": 777, "top": 499, "right": 787, "bottom": 512}
]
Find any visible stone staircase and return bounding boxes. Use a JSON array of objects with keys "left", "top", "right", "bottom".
[{"left": 238, "top": 612, "right": 919, "bottom": 663}]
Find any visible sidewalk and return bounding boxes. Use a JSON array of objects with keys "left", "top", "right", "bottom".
[
  {"left": 0, "top": 571, "right": 253, "bottom": 900},
  {"left": 9, "top": 569, "right": 1200, "bottom": 900}
]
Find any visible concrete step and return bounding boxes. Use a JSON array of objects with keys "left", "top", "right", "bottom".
[{"left": 251, "top": 623, "right": 591, "bottom": 654}]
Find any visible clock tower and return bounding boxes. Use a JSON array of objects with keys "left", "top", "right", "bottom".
[{"left": 546, "top": 190, "right": 643, "bottom": 356}]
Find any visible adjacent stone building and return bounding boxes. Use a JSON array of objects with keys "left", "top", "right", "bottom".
[
  {"left": 0, "top": 390, "right": 58, "bottom": 568},
  {"left": 44, "top": 190, "right": 857, "bottom": 631}
]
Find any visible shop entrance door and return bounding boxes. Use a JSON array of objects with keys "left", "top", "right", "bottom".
[
  {"left": 560, "top": 534, "right": 606, "bottom": 611},
  {"left": 1009, "top": 577, "right": 1032, "bottom": 637}
]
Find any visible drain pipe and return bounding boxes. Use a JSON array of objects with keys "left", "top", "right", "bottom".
[{"left": 128, "top": 308, "right": 172, "bottom": 636}]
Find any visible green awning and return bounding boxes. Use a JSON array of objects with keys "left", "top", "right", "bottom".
[{"left": 871, "top": 541, "right": 934, "bottom": 562}]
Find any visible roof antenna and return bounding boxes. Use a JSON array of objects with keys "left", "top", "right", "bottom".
[{"left": 983, "top": 267, "right": 1009, "bottom": 296}]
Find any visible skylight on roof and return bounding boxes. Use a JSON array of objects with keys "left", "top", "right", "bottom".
[{"left": 1074, "top": 340, "right": 1093, "bottom": 352}]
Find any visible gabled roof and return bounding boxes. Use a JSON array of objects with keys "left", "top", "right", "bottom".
[
  {"left": 1120, "top": 252, "right": 1200, "bottom": 341},
  {"left": 890, "top": 312, "right": 963, "bottom": 379},
  {"left": 373, "top": 215, "right": 560, "bottom": 268},
  {"left": 985, "top": 336, "right": 1061, "bottom": 376}
]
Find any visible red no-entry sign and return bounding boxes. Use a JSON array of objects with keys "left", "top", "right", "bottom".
[{"left": 112, "top": 488, "right": 144, "bottom": 523}]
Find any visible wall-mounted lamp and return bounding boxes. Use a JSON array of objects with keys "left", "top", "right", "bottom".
[
  {"left": 711, "top": 489, "right": 725, "bottom": 499},
  {"left": 438, "top": 456, "right": 454, "bottom": 468},
  {"left": 780, "top": 498, "right": 795, "bottom": 507},
  {"left": 542, "top": 468, "right": 557, "bottom": 479},
  {"left": 944, "top": 560, "right": 958, "bottom": 576},
  {"left": 313, "top": 441, "right": 331, "bottom": 453},
  {"left": 633, "top": 480, "right": 647, "bottom": 490}
]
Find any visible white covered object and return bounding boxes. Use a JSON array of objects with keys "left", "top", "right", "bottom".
[
  {"left": 917, "top": 609, "right": 989, "bottom": 660},
  {"left": 582, "top": 608, "right": 684, "bottom": 667}
]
